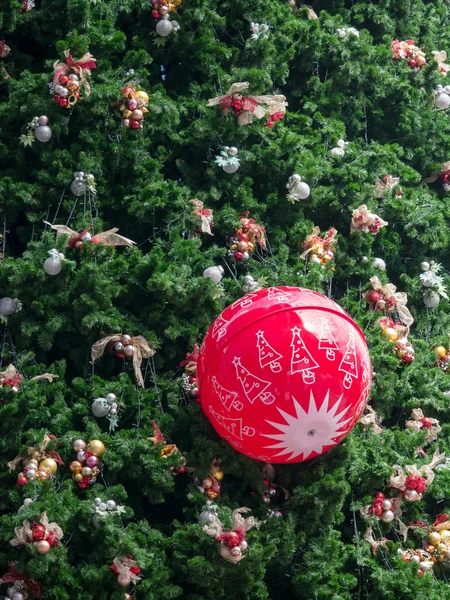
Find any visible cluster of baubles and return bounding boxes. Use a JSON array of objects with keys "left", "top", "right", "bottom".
[
  {"left": 215, "top": 146, "right": 240, "bottom": 173},
  {"left": 0, "top": 296, "right": 22, "bottom": 320},
  {"left": 52, "top": 72, "right": 81, "bottom": 108},
  {"left": 91, "top": 393, "right": 119, "bottom": 429},
  {"left": 70, "top": 439, "right": 105, "bottom": 489},
  {"left": 91, "top": 497, "right": 121, "bottom": 528},
  {"left": 367, "top": 492, "right": 395, "bottom": 523},
  {"left": 27, "top": 521, "right": 60, "bottom": 555},
  {"left": 399, "top": 548, "right": 433, "bottom": 576},
  {"left": 31, "top": 115, "right": 52, "bottom": 143},
  {"left": 119, "top": 87, "right": 149, "bottom": 129},
  {"left": 111, "top": 333, "right": 136, "bottom": 360},
  {"left": 196, "top": 463, "right": 224, "bottom": 500},
  {"left": 435, "top": 84, "right": 450, "bottom": 110},
  {"left": 70, "top": 171, "right": 95, "bottom": 197},
  {"left": 380, "top": 319, "right": 415, "bottom": 364},
  {"left": 435, "top": 345, "right": 450, "bottom": 373},
  {"left": 217, "top": 528, "right": 248, "bottom": 560},
  {"left": 392, "top": 39, "right": 426, "bottom": 70},
  {"left": 17, "top": 455, "right": 59, "bottom": 487},
  {"left": 242, "top": 274, "right": 260, "bottom": 294},
  {"left": 261, "top": 478, "right": 277, "bottom": 504},
  {"left": 151, "top": 0, "right": 181, "bottom": 37},
  {"left": 426, "top": 527, "right": 450, "bottom": 567}
]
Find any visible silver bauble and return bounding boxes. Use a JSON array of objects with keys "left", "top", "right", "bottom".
[
  {"left": 436, "top": 93, "right": 450, "bottom": 110},
  {"left": 419, "top": 561, "right": 432, "bottom": 572},
  {"left": 203, "top": 266, "right": 224, "bottom": 284},
  {"left": 0, "top": 297, "right": 16, "bottom": 316},
  {"left": 422, "top": 276, "right": 433, "bottom": 287},
  {"left": 421, "top": 261, "right": 430, "bottom": 271},
  {"left": 381, "top": 499, "right": 392, "bottom": 511},
  {"left": 59, "top": 87, "right": 69, "bottom": 98},
  {"left": 156, "top": 18, "right": 173, "bottom": 36},
  {"left": 296, "top": 181, "right": 311, "bottom": 199},
  {"left": 114, "top": 342, "right": 124, "bottom": 352},
  {"left": 99, "top": 502, "right": 107, "bottom": 511},
  {"left": 11, "top": 593, "right": 24, "bottom": 600},
  {"left": 106, "top": 393, "right": 117, "bottom": 403},
  {"left": 423, "top": 290, "right": 440, "bottom": 308},
  {"left": 372, "top": 258, "right": 386, "bottom": 270},
  {"left": 69, "top": 73, "right": 79, "bottom": 82},
  {"left": 411, "top": 554, "right": 420, "bottom": 563},
  {"left": 228, "top": 146, "right": 238, "bottom": 156},
  {"left": 223, "top": 163, "right": 239, "bottom": 174},
  {"left": 380, "top": 509, "right": 394, "bottom": 523},
  {"left": 239, "top": 540, "right": 248, "bottom": 550},
  {"left": 198, "top": 510, "right": 216, "bottom": 526},
  {"left": 37, "top": 115, "right": 49, "bottom": 125},
  {"left": 34, "top": 125, "right": 52, "bottom": 143},
  {"left": 106, "top": 500, "right": 117, "bottom": 510},
  {"left": 43, "top": 256, "right": 61, "bottom": 275},
  {"left": 70, "top": 180, "right": 87, "bottom": 196},
  {"left": 92, "top": 398, "right": 110, "bottom": 418}
]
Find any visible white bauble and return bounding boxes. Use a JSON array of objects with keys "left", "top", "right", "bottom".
[
  {"left": 43, "top": 256, "right": 62, "bottom": 275},
  {"left": 70, "top": 180, "right": 87, "bottom": 196},
  {"left": 404, "top": 489, "right": 419, "bottom": 502},
  {"left": 381, "top": 499, "right": 392, "bottom": 511},
  {"left": 38, "top": 115, "right": 49, "bottom": 125},
  {"left": 203, "top": 266, "right": 224, "bottom": 284},
  {"left": 331, "top": 147, "right": 345, "bottom": 157},
  {"left": 420, "top": 261, "right": 430, "bottom": 271},
  {"left": 372, "top": 258, "right": 386, "bottom": 270},
  {"left": 0, "top": 297, "right": 16, "bottom": 316},
  {"left": 156, "top": 18, "right": 173, "bottom": 36},
  {"left": 435, "top": 92, "right": 450, "bottom": 110},
  {"left": 421, "top": 275, "right": 434, "bottom": 287},
  {"left": 296, "top": 181, "right": 310, "bottom": 199},
  {"left": 198, "top": 510, "right": 216, "bottom": 525},
  {"left": 411, "top": 555, "right": 420, "bottom": 563},
  {"left": 34, "top": 125, "right": 52, "bottom": 143},
  {"left": 423, "top": 290, "right": 440, "bottom": 308},
  {"left": 92, "top": 398, "right": 110, "bottom": 418},
  {"left": 381, "top": 510, "right": 394, "bottom": 523},
  {"left": 419, "top": 561, "right": 432, "bottom": 572},
  {"left": 223, "top": 164, "right": 239, "bottom": 174}
]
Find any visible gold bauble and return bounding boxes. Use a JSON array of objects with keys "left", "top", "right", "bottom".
[
  {"left": 66, "top": 80, "right": 79, "bottom": 91},
  {"left": 124, "top": 110, "right": 133, "bottom": 118},
  {"left": 212, "top": 469, "right": 224, "bottom": 481},
  {"left": 206, "top": 489, "right": 218, "bottom": 499},
  {"left": 73, "top": 473, "right": 83, "bottom": 483},
  {"left": 247, "top": 242, "right": 255, "bottom": 252},
  {"left": 440, "top": 530, "right": 450, "bottom": 542},
  {"left": 88, "top": 439, "right": 105, "bottom": 457},
  {"left": 436, "top": 346, "right": 447, "bottom": 358},
  {"left": 39, "top": 457, "right": 58, "bottom": 474},
  {"left": 428, "top": 532, "right": 441, "bottom": 546},
  {"left": 438, "top": 543, "right": 447, "bottom": 552},
  {"left": 383, "top": 327, "right": 398, "bottom": 342},
  {"left": 70, "top": 461, "right": 83, "bottom": 473},
  {"left": 135, "top": 91, "right": 149, "bottom": 102},
  {"left": 38, "top": 468, "right": 50, "bottom": 480}
]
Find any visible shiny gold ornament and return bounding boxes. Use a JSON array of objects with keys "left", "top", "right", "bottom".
[
  {"left": 440, "top": 530, "right": 450, "bottom": 542},
  {"left": 88, "top": 439, "right": 105, "bottom": 456},
  {"left": 135, "top": 91, "right": 149, "bottom": 102},
  {"left": 124, "top": 110, "right": 133, "bottom": 119},
  {"left": 247, "top": 242, "right": 255, "bottom": 252},
  {"left": 212, "top": 469, "right": 224, "bottom": 481},
  {"left": 39, "top": 457, "right": 58, "bottom": 474},
  {"left": 66, "top": 80, "right": 79, "bottom": 91},
  {"left": 383, "top": 327, "right": 398, "bottom": 342},
  {"left": 206, "top": 489, "right": 218, "bottom": 499},
  {"left": 70, "top": 460, "right": 83, "bottom": 473},
  {"left": 73, "top": 473, "right": 83, "bottom": 483},
  {"left": 436, "top": 346, "right": 447, "bottom": 357},
  {"left": 426, "top": 545, "right": 435, "bottom": 554},
  {"left": 429, "top": 532, "right": 441, "bottom": 545}
]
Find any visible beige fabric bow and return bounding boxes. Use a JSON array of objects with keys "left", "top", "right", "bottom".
[
  {"left": 390, "top": 447, "right": 445, "bottom": 494},
  {"left": 112, "top": 556, "right": 142, "bottom": 584},
  {"left": 369, "top": 276, "right": 414, "bottom": 327},
  {"left": 405, "top": 408, "right": 441, "bottom": 444},
  {"left": 203, "top": 508, "right": 256, "bottom": 564},
  {"left": 358, "top": 405, "right": 382, "bottom": 433},
  {"left": 10, "top": 512, "right": 63, "bottom": 547}
]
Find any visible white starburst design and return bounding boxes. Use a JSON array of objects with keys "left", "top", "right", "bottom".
[{"left": 262, "top": 391, "right": 352, "bottom": 461}]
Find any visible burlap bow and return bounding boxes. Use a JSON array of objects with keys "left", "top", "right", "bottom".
[
  {"left": 91, "top": 334, "right": 155, "bottom": 387},
  {"left": 358, "top": 404, "right": 382, "bottom": 433},
  {"left": 423, "top": 161, "right": 450, "bottom": 183},
  {"left": 360, "top": 496, "right": 408, "bottom": 540},
  {"left": 390, "top": 447, "right": 445, "bottom": 494},
  {"left": 0, "top": 565, "right": 42, "bottom": 598},
  {"left": 190, "top": 199, "right": 213, "bottom": 235},
  {"left": 300, "top": 227, "right": 337, "bottom": 259},
  {"left": 239, "top": 214, "right": 267, "bottom": 250},
  {"left": 363, "top": 525, "right": 388, "bottom": 552},
  {"left": 180, "top": 344, "right": 199, "bottom": 375},
  {"left": 350, "top": 204, "right": 388, "bottom": 234},
  {"left": 203, "top": 507, "right": 256, "bottom": 564},
  {"left": 375, "top": 175, "right": 401, "bottom": 198},
  {"left": 110, "top": 556, "right": 142, "bottom": 584},
  {"left": 10, "top": 513, "right": 63, "bottom": 547},
  {"left": 368, "top": 277, "right": 414, "bottom": 327},
  {"left": 8, "top": 433, "right": 65, "bottom": 472},
  {"left": 432, "top": 50, "right": 450, "bottom": 74},
  {"left": 405, "top": 408, "right": 441, "bottom": 444},
  {"left": 208, "top": 82, "right": 287, "bottom": 127},
  {"left": 1, "top": 364, "right": 58, "bottom": 389},
  {"left": 53, "top": 49, "right": 96, "bottom": 96}
]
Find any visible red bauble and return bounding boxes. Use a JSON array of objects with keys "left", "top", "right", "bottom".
[
  {"left": 198, "top": 287, "right": 372, "bottom": 463},
  {"left": 421, "top": 417, "right": 433, "bottom": 429},
  {"left": 223, "top": 531, "right": 240, "bottom": 548},
  {"left": 234, "top": 251, "right": 244, "bottom": 260},
  {"left": 131, "top": 120, "right": 141, "bottom": 130},
  {"left": 17, "top": 476, "right": 28, "bottom": 487},
  {"left": 59, "top": 74, "right": 69, "bottom": 85},
  {"left": 365, "top": 290, "right": 381, "bottom": 306},
  {"left": 31, "top": 523, "right": 46, "bottom": 541}
]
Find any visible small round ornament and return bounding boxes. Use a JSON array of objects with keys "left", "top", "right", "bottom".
[
  {"left": 35, "top": 540, "right": 51, "bottom": 554},
  {"left": 198, "top": 287, "right": 372, "bottom": 463},
  {"left": 44, "top": 249, "right": 64, "bottom": 275},
  {"left": 372, "top": 258, "right": 386, "bottom": 270},
  {"left": 423, "top": 290, "right": 440, "bottom": 308},
  {"left": 34, "top": 118, "right": 52, "bottom": 143},
  {"left": 88, "top": 439, "right": 105, "bottom": 456},
  {"left": 92, "top": 398, "right": 110, "bottom": 417},
  {"left": 203, "top": 266, "right": 224, "bottom": 284},
  {"left": 223, "top": 163, "right": 239, "bottom": 174},
  {"left": 156, "top": 17, "right": 173, "bottom": 36},
  {"left": 39, "top": 457, "right": 58, "bottom": 474}
]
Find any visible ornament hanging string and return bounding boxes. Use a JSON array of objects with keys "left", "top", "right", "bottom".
[{"left": 52, "top": 49, "right": 96, "bottom": 96}]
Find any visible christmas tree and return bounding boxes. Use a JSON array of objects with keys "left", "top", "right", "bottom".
[{"left": 3, "top": 0, "right": 450, "bottom": 598}]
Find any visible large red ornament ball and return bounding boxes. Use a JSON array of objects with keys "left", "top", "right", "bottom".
[{"left": 197, "top": 287, "right": 372, "bottom": 463}]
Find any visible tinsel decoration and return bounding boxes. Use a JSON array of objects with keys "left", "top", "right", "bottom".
[
  {"left": 389, "top": 448, "right": 445, "bottom": 502},
  {"left": 190, "top": 199, "right": 214, "bottom": 236},
  {"left": 300, "top": 227, "right": 337, "bottom": 267},
  {"left": 10, "top": 513, "right": 63, "bottom": 554},
  {"left": 0, "top": 565, "right": 42, "bottom": 599},
  {"left": 350, "top": 204, "right": 388, "bottom": 235},
  {"left": 405, "top": 408, "right": 441, "bottom": 444},
  {"left": 208, "top": 82, "right": 287, "bottom": 128},
  {"left": 202, "top": 507, "right": 256, "bottom": 563},
  {"left": 363, "top": 277, "right": 414, "bottom": 327},
  {"left": 391, "top": 39, "right": 426, "bottom": 69},
  {"left": 51, "top": 50, "right": 96, "bottom": 108},
  {"left": 148, "top": 421, "right": 186, "bottom": 474},
  {"left": 180, "top": 345, "right": 200, "bottom": 400},
  {"left": 8, "top": 434, "right": 65, "bottom": 487},
  {"left": 110, "top": 555, "right": 142, "bottom": 588},
  {"left": 91, "top": 334, "right": 154, "bottom": 388},
  {"left": 44, "top": 221, "right": 135, "bottom": 251}
]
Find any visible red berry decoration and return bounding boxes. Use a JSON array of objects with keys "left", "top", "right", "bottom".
[{"left": 198, "top": 286, "right": 372, "bottom": 463}]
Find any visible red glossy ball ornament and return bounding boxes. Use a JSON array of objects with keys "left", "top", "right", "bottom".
[
  {"left": 131, "top": 120, "right": 140, "bottom": 130},
  {"left": 17, "top": 476, "right": 28, "bottom": 487},
  {"left": 234, "top": 251, "right": 244, "bottom": 260},
  {"left": 421, "top": 417, "right": 433, "bottom": 429},
  {"left": 32, "top": 523, "right": 46, "bottom": 541},
  {"left": 198, "top": 287, "right": 372, "bottom": 463},
  {"left": 152, "top": 9, "right": 160, "bottom": 18},
  {"left": 224, "top": 531, "right": 240, "bottom": 548},
  {"left": 59, "top": 74, "right": 69, "bottom": 85},
  {"left": 365, "top": 290, "right": 381, "bottom": 306}
]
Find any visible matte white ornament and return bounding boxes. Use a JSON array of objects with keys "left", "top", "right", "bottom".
[{"left": 203, "top": 266, "right": 224, "bottom": 284}]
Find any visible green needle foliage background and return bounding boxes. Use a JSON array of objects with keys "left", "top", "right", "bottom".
[{"left": 2, "top": 0, "right": 450, "bottom": 598}]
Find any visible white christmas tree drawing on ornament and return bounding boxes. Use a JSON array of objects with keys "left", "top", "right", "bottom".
[
  {"left": 209, "top": 406, "right": 256, "bottom": 440},
  {"left": 290, "top": 326, "right": 319, "bottom": 384},
  {"left": 256, "top": 330, "right": 283, "bottom": 373},
  {"left": 232, "top": 357, "right": 275, "bottom": 404},
  {"left": 318, "top": 318, "right": 339, "bottom": 360},
  {"left": 211, "top": 314, "right": 230, "bottom": 340},
  {"left": 212, "top": 376, "right": 243, "bottom": 411},
  {"left": 232, "top": 293, "right": 259, "bottom": 310},
  {"left": 267, "top": 287, "right": 291, "bottom": 303},
  {"left": 338, "top": 333, "right": 358, "bottom": 389},
  {"left": 263, "top": 391, "right": 352, "bottom": 461}
]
